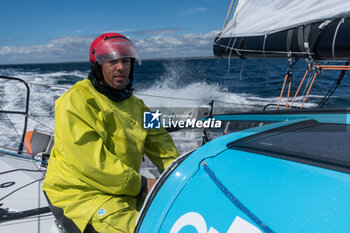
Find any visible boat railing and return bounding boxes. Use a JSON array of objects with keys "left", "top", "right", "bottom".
[
  {"left": 0, "top": 76, "right": 30, "bottom": 154},
  {"left": 276, "top": 63, "right": 350, "bottom": 110}
]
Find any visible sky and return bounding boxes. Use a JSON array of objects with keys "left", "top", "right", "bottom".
[{"left": 0, "top": 0, "right": 229, "bottom": 65}]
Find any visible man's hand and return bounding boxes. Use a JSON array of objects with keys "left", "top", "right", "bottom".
[{"left": 145, "top": 178, "right": 157, "bottom": 193}]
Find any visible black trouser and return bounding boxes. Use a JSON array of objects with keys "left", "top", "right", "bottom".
[{"left": 43, "top": 192, "right": 98, "bottom": 233}]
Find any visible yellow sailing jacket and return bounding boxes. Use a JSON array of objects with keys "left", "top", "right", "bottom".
[{"left": 42, "top": 79, "right": 179, "bottom": 232}]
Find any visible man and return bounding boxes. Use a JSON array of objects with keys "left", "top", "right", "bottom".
[{"left": 42, "top": 33, "right": 179, "bottom": 233}]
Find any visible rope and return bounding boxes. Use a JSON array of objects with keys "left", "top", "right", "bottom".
[
  {"left": 332, "top": 18, "right": 345, "bottom": 59},
  {"left": 276, "top": 73, "right": 288, "bottom": 110},
  {"left": 0, "top": 145, "right": 30, "bottom": 155},
  {"left": 295, "top": 63, "right": 350, "bottom": 108},
  {"left": 239, "top": 59, "right": 245, "bottom": 81},
  {"left": 277, "top": 59, "right": 298, "bottom": 110},
  {"left": 0, "top": 169, "right": 44, "bottom": 176},
  {"left": 286, "top": 79, "right": 292, "bottom": 109},
  {"left": 202, "top": 161, "right": 274, "bottom": 233},
  {"left": 230, "top": 0, "right": 238, "bottom": 21},
  {"left": 0, "top": 106, "right": 21, "bottom": 141},
  {"left": 0, "top": 177, "right": 44, "bottom": 202},
  {"left": 135, "top": 93, "right": 238, "bottom": 105},
  {"left": 135, "top": 93, "right": 207, "bottom": 102},
  {"left": 314, "top": 65, "right": 350, "bottom": 70},
  {"left": 298, "top": 69, "right": 314, "bottom": 107},
  {"left": 301, "top": 69, "right": 319, "bottom": 109},
  {"left": 318, "top": 62, "right": 350, "bottom": 108},
  {"left": 216, "top": 43, "right": 314, "bottom": 56},
  {"left": 289, "top": 68, "right": 310, "bottom": 109},
  {"left": 27, "top": 82, "right": 69, "bottom": 90},
  {"left": 222, "top": 0, "right": 236, "bottom": 31},
  {"left": 227, "top": 39, "right": 235, "bottom": 75},
  {"left": 0, "top": 149, "right": 47, "bottom": 165},
  {"left": 0, "top": 213, "right": 53, "bottom": 226},
  {"left": 225, "top": 37, "right": 234, "bottom": 53},
  {"left": 27, "top": 115, "right": 54, "bottom": 131},
  {"left": 263, "top": 35, "right": 267, "bottom": 58}
]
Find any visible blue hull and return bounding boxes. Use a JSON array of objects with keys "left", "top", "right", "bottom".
[{"left": 136, "top": 109, "right": 350, "bottom": 233}]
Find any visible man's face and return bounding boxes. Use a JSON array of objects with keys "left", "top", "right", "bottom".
[{"left": 101, "top": 58, "right": 131, "bottom": 90}]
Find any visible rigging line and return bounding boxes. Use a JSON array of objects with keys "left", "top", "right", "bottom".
[
  {"left": 332, "top": 18, "right": 345, "bottom": 59},
  {"left": 0, "top": 169, "right": 43, "bottom": 176},
  {"left": 0, "top": 145, "right": 30, "bottom": 155},
  {"left": 286, "top": 78, "right": 292, "bottom": 109},
  {"left": 213, "top": 100, "right": 239, "bottom": 105},
  {"left": 277, "top": 73, "right": 289, "bottom": 110},
  {"left": 284, "top": 58, "right": 298, "bottom": 109},
  {"left": 227, "top": 38, "right": 237, "bottom": 75},
  {"left": 135, "top": 93, "right": 242, "bottom": 106},
  {"left": 0, "top": 209, "right": 52, "bottom": 224},
  {"left": 0, "top": 214, "right": 54, "bottom": 226},
  {"left": 263, "top": 35, "right": 267, "bottom": 58},
  {"left": 27, "top": 82, "right": 69, "bottom": 90},
  {"left": 32, "top": 156, "right": 47, "bottom": 176},
  {"left": 29, "top": 114, "right": 52, "bottom": 118},
  {"left": 318, "top": 61, "right": 350, "bottom": 108},
  {"left": 230, "top": 0, "right": 239, "bottom": 21},
  {"left": 135, "top": 93, "right": 208, "bottom": 102},
  {"left": 298, "top": 69, "right": 315, "bottom": 107},
  {"left": 222, "top": 0, "right": 235, "bottom": 31},
  {"left": 239, "top": 59, "right": 245, "bottom": 81},
  {"left": 317, "top": 60, "right": 350, "bottom": 64},
  {"left": 0, "top": 106, "right": 21, "bottom": 141},
  {"left": 27, "top": 115, "right": 54, "bottom": 131},
  {"left": 289, "top": 68, "right": 310, "bottom": 109},
  {"left": 37, "top": 174, "right": 42, "bottom": 233},
  {"left": 225, "top": 36, "right": 234, "bottom": 53},
  {"left": 217, "top": 44, "right": 315, "bottom": 55},
  {"left": 0, "top": 149, "right": 48, "bottom": 165},
  {"left": 265, "top": 59, "right": 274, "bottom": 87},
  {"left": 301, "top": 69, "right": 319, "bottom": 109},
  {"left": 0, "top": 177, "right": 44, "bottom": 202},
  {"left": 202, "top": 161, "right": 274, "bottom": 233}
]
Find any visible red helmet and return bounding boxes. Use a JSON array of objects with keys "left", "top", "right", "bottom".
[{"left": 89, "top": 33, "right": 141, "bottom": 66}]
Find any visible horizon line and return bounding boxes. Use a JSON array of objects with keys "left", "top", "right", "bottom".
[{"left": 0, "top": 56, "right": 218, "bottom": 66}]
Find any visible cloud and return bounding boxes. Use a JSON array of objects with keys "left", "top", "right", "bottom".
[
  {"left": 182, "top": 7, "right": 207, "bottom": 15},
  {"left": 135, "top": 31, "right": 219, "bottom": 58},
  {"left": 129, "top": 28, "right": 186, "bottom": 36},
  {"left": 0, "top": 36, "right": 93, "bottom": 64},
  {"left": 0, "top": 31, "right": 220, "bottom": 64}
]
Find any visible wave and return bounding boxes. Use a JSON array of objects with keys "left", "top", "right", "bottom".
[
  {"left": 0, "top": 68, "right": 87, "bottom": 83},
  {"left": 135, "top": 80, "right": 320, "bottom": 110}
]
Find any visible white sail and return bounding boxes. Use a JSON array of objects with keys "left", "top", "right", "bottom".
[{"left": 221, "top": 0, "right": 350, "bottom": 38}]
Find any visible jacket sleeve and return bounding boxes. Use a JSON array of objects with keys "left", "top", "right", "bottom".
[
  {"left": 54, "top": 89, "right": 142, "bottom": 196},
  {"left": 144, "top": 128, "right": 180, "bottom": 173}
]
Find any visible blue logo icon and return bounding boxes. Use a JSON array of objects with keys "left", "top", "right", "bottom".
[
  {"left": 143, "top": 110, "right": 161, "bottom": 129},
  {"left": 98, "top": 209, "right": 105, "bottom": 216}
]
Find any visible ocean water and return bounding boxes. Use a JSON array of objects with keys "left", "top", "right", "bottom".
[{"left": 0, "top": 57, "right": 350, "bottom": 152}]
